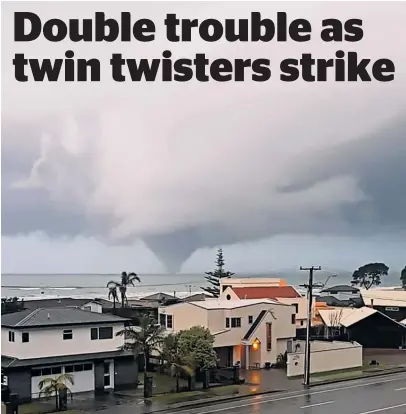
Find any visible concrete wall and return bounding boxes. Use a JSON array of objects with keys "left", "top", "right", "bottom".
[
  {"left": 287, "top": 340, "right": 363, "bottom": 377},
  {"left": 2, "top": 324, "right": 125, "bottom": 359}
]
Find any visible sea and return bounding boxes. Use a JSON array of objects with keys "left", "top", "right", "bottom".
[{"left": 1, "top": 270, "right": 402, "bottom": 301}]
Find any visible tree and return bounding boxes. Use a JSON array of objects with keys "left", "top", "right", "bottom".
[
  {"left": 201, "top": 248, "right": 234, "bottom": 298},
  {"left": 38, "top": 373, "right": 73, "bottom": 411},
  {"left": 116, "top": 314, "right": 165, "bottom": 397},
  {"left": 177, "top": 326, "right": 218, "bottom": 370},
  {"left": 351, "top": 263, "right": 389, "bottom": 290},
  {"left": 162, "top": 333, "right": 194, "bottom": 393},
  {"left": 107, "top": 286, "right": 119, "bottom": 309},
  {"left": 401, "top": 266, "right": 406, "bottom": 289},
  {"left": 107, "top": 271, "right": 140, "bottom": 308},
  {"left": 1, "top": 297, "right": 24, "bottom": 315}
]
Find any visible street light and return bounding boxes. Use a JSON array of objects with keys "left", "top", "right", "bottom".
[{"left": 322, "top": 274, "right": 337, "bottom": 289}]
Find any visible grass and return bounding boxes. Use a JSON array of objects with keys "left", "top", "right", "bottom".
[
  {"left": 151, "top": 385, "right": 240, "bottom": 405},
  {"left": 310, "top": 363, "right": 388, "bottom": 382},
  {"left": 12, "top": 403, "right": 80, "bottom": 414}
]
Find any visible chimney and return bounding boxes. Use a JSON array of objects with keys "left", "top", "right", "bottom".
[
  {"left": 370, "top": 299, "right": 374, "bottom": 308},
  {"left": 47, "top": 313, "right": 50, "bottom": 319}
]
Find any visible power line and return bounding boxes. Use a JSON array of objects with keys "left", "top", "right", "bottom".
[{"left": 300, "top": 266, "right": 322, "bottom": 387}]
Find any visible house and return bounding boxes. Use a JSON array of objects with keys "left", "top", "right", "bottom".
[
  {"left": 1, "top": 307, "right": 138, "bottom": 402},
  {"left": 318, "top": 306, "right": 406, "bottom": 349},
  {"left": 158, "top": 299, "right": 296, "bottom": 369},
  {"left": 219, "top": 285, "right": 308, "bottom": 328},
  {"left": 319, "top": 285, "right": 360, "bottom": 301},
  {"left": 360, "top": 288, "right": 406, "bottom": 322}
]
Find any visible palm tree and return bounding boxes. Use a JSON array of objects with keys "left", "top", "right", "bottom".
[
  {"left": 162, "top": 333, "right": 194, "bottom": 393},
  {"left": 38, "top": 373, "right": 73, "bottom": 411},
  {"left": 116, "top": 314, "right": 165, "bottom": 397},
  {"left": 108, "top": 286, "right": 119, "bottom": 309},
  {"left": 107, "top": 271, "right": 141, "bottom": 308}
]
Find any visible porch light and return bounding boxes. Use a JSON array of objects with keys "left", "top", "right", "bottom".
[{"left": 252, "top": 339, "right": 260, "bottom": 350}]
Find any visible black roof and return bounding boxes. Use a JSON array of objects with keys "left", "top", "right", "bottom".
[
  {"left": 2, "top": 350, "right": 133, "bottom": 368},
  {"left": 1, "top": 307, "right": 129, "bottom": 328},
  {"left": 321, "top": 285, "right": 360, "bottom": 293},
  {"left": 243, "top": 310, "right": 267, "bottom": 341}
]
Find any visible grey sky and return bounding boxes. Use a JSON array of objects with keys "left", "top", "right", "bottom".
[{"left": 2, "top": 2, "right": 406, "bottom": 273}]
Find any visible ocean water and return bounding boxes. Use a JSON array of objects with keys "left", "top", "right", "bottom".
[{"left": 1, "top": 271, "right": 401, "bottom": 300}]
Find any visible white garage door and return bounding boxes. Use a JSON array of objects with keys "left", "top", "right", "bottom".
[{"left": 31, "top": 363, "right": 94, "bottom": 398}]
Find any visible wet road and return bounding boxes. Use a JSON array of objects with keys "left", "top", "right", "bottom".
[{"left": 164, "top": 373, "right": 406, "bottom": 414}]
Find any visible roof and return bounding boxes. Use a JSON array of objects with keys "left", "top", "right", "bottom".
[
  {"left": 242, "top": 310, "right": 268, "bottom": 341},
  {"left": 20, "top": 297, "right": 115, "bottom": 310},
  {"left": 360, "top": 289, "right": 406, "bottom": 307},
  {"left": 318, "top": 307, "right": 376, "bottom": 327},
  {"left": 183, "top": 293, "right": 211, "bottom": 302},
  {"left": 187, "top": 298, "right": 283, "bottom": 310},
  {"left": 141, "top": 292, "right": 177, "bottom": 301},
  {"left": 1, "top": 307, "right": 129, "bottom": 328},
  {"left": 231, "top": 286, "right": 301, "bottom": 300},
  {"left": 1, "top": 350, "right": 133, "bottom": 369},
  {"left": 321, "top": 285, "right": 360, "bottom": 293},
  {"left": 22, "top": 298, "right": 91, "bottom": 310}
]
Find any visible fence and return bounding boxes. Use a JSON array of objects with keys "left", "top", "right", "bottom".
[{"left": 287, "top": 340, "right": 363, "bottom": 377}]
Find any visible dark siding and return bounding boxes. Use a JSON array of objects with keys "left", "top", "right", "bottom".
[
  {"left": 7, "top": 369, "right": 31, "bottom": 402},
  {"left": 373, "top": 306, "right": 406, "bottom": 323},
  {"left": 94, "top": 361, "right": 105, "bottom": 395},
  {"left": 114, "top": 357, "right": 139, "bottom": 390},
  {"left": 347, "top": 312, "right": 406, "bottom": 348}
]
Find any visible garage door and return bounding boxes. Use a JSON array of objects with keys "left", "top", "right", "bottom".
[{"left": 31, "top": 363, "right": 94, "bottom": 398}]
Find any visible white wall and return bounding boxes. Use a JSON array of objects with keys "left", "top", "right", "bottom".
[
  {"left": 287, "top": 341, "right": 363, "bottom": 377},
  {"left": 2, "top": 324, "right": 125, "bottom": 359},
  {"left": 158, "top": 303, "right": 208, "bottom": 333},
  {"left": 81, "top": 302, "right": 103, "bottom": 313}
]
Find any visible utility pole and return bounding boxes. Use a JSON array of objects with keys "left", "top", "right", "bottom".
[{"left": 300, "top": 266, "right": 322, "bottom": 387}]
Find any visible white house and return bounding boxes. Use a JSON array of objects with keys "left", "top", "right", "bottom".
[
  {"left": 1, "top": 307, "right": 138, "bottom": 402},
  {"left": 158, "top": 299, "right": 296, "bottom": 369},
  {"left": 219, "top": 285, "right": 309, "bottom": 328}
]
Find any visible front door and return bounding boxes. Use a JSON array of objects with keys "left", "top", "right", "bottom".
[{"left": 103, "top": 362, "right": 111, "bottom": 389}]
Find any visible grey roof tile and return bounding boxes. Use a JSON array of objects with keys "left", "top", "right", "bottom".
[{"left": 1, "top": 307, "right": 129, "bottom": 328}]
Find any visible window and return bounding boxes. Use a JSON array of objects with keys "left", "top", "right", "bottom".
[
  {"left": 65, "top": 365, "right": 74, "bottom": 373},
  {"left": 63, "top": 330, "right": 73, "bottom": 340},
  {"left": 83, "top": 363, "right": 93, "bottom": 371},
  {"left": 91, "top": 328, "right": 98, "bottom": 340},
  {"left": 225, "top": 318, "right": 230, "bottom": 328},
  {"left": 83, "top": 306, "right": 91, "bottom": 311},
  {"left": 99, "top": 327, "right": 113, "bottom": 340},
  {"left": 226, "top": 295, "right": 231, "bottom": 300},
  {"left": 385, "top": 307, "right": 399, "bottom": 312},
  {"left": 8, "top": 331, "right": 15, "bottom": 342},
  {"left": 231, "top": 318, "right": 241, "bottom": 328},
  {"left": 35, "top": 367, "right": 59, "bottom": 375},
  {"left": 248, "top": 316, "right": 253, "bottom": 324},
  {"left": 91, "top": 327, "right": 113, "bottom": 340},
  {"left": 294, "top": 304, "right": 299, "bottom": 313},
  {"left": 291, "top": 314, "right": 296, "bottom": 324},
  {"left": 266, "top": 323, "right": 272, "bottom": 350},
  {"left": 74, "top": 365, "right": 84, "bottom": 372},
  {"left": 300, "top": 320, "right": 304, "bottom": 326},
  {"left": 22, "top": 332, "right": 29, "bottom": 343},
  {"left": 166, "top": 315, "right": 173, "bottom": 329},
  {"left": 159, "top": 314, "right": 166, "bottom": 327}
]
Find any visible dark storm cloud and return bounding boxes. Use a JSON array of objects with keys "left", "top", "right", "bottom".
[{"left": 281, "top": 114, "right": 406, "bottom": 235}]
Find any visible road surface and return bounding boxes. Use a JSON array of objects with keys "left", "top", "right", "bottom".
[{"left": 165, "top": 373, "right": 406, "bottom": 414}]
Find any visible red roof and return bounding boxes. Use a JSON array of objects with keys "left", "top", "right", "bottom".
[{"left": 231, "top": 286, "right": 301, "bottom": 299}]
